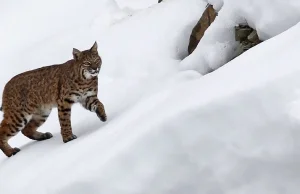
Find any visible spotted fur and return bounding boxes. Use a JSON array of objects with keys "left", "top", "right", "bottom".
[{"left": 0, "top": 42, "right": 107, "bottom": 157}]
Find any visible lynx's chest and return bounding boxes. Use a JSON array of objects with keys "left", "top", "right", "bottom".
[{"left": 70, "top": 89, "right": 97, "bottom": 103}]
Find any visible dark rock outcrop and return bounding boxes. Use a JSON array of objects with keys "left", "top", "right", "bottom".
[
  {"left": 188, "top": 4, "right": 218, "bottom": 54},
  {"left": 235, "top": 24, "right": 262, "bottom": 57}
]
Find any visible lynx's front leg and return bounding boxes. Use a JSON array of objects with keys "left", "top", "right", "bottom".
[
  {"left": 82, "top": 95, "right": 107, "bottom": 122},
  {"left": 58, "top": 99, "right": 77, "bottom": 143}
]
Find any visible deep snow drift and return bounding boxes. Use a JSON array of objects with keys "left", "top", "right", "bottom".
[{"left": 1, "top": 0, "right": 300, "bottom": 194}]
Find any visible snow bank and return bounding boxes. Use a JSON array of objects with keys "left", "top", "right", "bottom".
[{"left": 181, "top": 0, "right": 300, "bottom": 74}]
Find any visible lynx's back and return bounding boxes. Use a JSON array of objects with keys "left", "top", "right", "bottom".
[{"left": 2, "top": 64, "right": 62, "bottom": 114}]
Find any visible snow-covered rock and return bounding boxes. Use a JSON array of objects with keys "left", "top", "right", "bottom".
[{"left": 182, "top": 0, "right": 300, "bottom": 74}]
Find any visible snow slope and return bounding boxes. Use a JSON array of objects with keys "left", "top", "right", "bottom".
[{"left": 1, "top": 0, "right": 300, "bottom": 193}]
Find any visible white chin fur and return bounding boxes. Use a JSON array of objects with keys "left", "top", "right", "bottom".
[{"left": 84, "top": 70, "right": 98, "bottom": 79}]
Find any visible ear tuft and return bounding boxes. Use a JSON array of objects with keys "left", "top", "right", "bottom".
[
  {"left": 90, "top": 41, "right": 98, "bottom": 53},
  {"left": 73, "top": 48, "right": 82, "bottom": 60}
]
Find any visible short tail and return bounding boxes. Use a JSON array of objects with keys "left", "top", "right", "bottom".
[{"left": 0, "top": 106, "right": 2, "bottom": 111}]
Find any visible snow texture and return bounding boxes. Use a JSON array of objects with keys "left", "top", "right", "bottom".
[{"left": 1, "top": 0, "right": 300, "bottom": 194}]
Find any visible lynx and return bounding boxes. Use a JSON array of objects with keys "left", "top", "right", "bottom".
[{"left": 0, "top": 42, "right": 107, "bottom": 157}]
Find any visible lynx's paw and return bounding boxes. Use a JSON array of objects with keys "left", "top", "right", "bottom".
[
  {"left": 96, "top": 109, "right": 107, "bottom": 122},
  {"left": 63, "top": 134, "right": 77, "bottom": 143},
  {"left": 12, "top": 148, "right": 20, "bottom": 155},
  {"left": 5, "top": 147, "right": 21, "bottom": 157},
  {"left": 37, "top": 132, "right": 53, "bottom": 141},
  {"left": 100, "top": 114, "right": 107, "bottom": 122},
  {"left": 98, "top": 113, "right": 107, "bottom": 122}
]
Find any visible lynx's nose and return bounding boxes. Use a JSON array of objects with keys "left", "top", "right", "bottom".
[
  {"left": 88, "top": 67, "right": 100, "bottom": 77},
  {"left": 88, "top": 67, "right": 98, "bottom": 73},
  {"left": 93, "top": 67, "right": 100, "bottom": 73},
  {"left": 92, "top": 68, "right": 99, "bottom": 73}
]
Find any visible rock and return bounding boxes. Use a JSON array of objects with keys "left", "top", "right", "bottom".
[
  {"left": 234, "top": 24, "right": 262, "bottom": 57},
  {"left": 248, "top": 30, "right": 261, "bottom": 44},
  {"left": 235, "top": 26, "right": 252, "bottom": 42},
  {"left": 188, "top": 4, "right": 218, "bottom": 54}
]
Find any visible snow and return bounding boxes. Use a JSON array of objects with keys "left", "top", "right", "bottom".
[{"left": 1, "top": 0, "right": 300, "bottom": 193}]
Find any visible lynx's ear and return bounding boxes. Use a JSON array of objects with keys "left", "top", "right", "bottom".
[
  {"left": 90, "top": 41, "right": 98, "bottom": 53},
  {"left": 73, "top": 48, "right": 82, "bottom": 60}
]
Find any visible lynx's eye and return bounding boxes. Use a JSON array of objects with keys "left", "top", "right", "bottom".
[{"left": 83, "top": 62, "right": 91, "bottom": 67}]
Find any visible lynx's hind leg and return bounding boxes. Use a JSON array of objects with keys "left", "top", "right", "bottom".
[
  {"left": 22, "top": 109, "right": 53, "bottom": 141},
  {"left": 0, "top": 113, "right": 29, "bottom": 157}
]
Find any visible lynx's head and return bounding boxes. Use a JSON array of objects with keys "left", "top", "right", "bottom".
[{"left": 72, "top": 42, "right": 102, "bottom": 79}]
